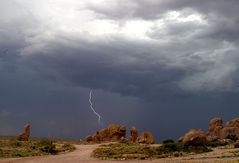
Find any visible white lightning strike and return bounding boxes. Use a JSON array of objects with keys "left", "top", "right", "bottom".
[{"left": 89, "top": 90, "right": 103, "bottom": 126}]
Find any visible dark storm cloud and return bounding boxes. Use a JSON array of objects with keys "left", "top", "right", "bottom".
[
  {"left": 1, "top": 0, "right": 238, "bottom": 96},
  {"left": 18, "top": 28, "right": 239, "bottom": 99},
  {"left": 1, "top": 0, "right": 239, "bottom": 141},
  {"left": 87, "top": 0, "right": 239, "bottom": 20},
  {"left": 19, "top": 36, "right": 186, "bottom": 100}
]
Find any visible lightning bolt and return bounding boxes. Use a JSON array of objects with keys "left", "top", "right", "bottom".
[{"left": 89, "top": 90, "right": 103, "bottom": 126}]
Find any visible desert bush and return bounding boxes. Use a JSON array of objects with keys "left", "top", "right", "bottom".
[
  {"left": 61, "top": 143, "right": 75, "bottom": 152},
  {"left": 206, "top": 139, "right": 222, "bottom": 147},
  {"left": 226, "top": 134, "right": 238, "bottom": 141},
  {"left": 159, "top": 141, "right": 183, "bottom": 153},
  {"left": 163, "top": 139, "right": 175, "bottom": 144},
  {"left": 38, "top": 139, "right": 57, "bottom": 154}
]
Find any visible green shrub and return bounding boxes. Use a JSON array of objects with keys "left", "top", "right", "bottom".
[
  {"left": 226, "top": 134, "right": 238, "bottom": 141},
  {"left": 206, "top": 139, "right": 222, "bottom": 147},
  {"left": 158, "top": 142, "right": 183, "bottom": 153},
  {"left": 38, "top": 139, "right": 57, "bottom": 154},
  {"left": 61, "top": 143, "right": 75, "bottom": 152},
  {"left": 163, "top": 139, "right": 175, "bottom": 144}
]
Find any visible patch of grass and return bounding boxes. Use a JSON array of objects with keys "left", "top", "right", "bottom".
[
  {"left": 93, "top": 143, "right": 156, "bottom": 160},
  {"left": 93, "top": 141, "right": 212, "bottom": 160},
  {"left": 0, "top": 137, "right": 76, "bottom": 158},
  {"left": 184, "top": 145, "right": 212, "bottom": 153}
]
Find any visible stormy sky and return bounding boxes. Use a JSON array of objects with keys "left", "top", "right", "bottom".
[{"left": 1, "top": 0, "right": 239, "bottom": 142}]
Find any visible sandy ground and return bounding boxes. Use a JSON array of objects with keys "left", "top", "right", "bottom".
[{"left": 1, "top": 144, "right": 239, "bottom": 163}]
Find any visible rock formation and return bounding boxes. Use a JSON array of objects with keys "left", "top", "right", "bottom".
[
  {"left": 226, "top": 118, "right": 239, "bottom": 128},
  {"left": 207, "top": 117, "right": 224, "bottom": 141},
  {"left": 207, "top": 117, "right": 239, "bottom": 141},
  {"left": 220, "top": 127, "right": 239, "bottom": 139},
  {"left": 17, "top": 123, "right": 30, "bottom": 141},
  {"left": 137, "top": 132, "right": 154, "bottom": 144},
  {"left": 85, "top": 124, "right": 126, "bottom": 142},
  {"left": 129, "top": 126, "right": 138, "bottom": 142},
  {"left": 181, "top": 129, "right": 207, "bottom": 146}
]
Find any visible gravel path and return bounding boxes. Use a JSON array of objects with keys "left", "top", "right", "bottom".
[{"left": 1, "top": 144, "right": 239, "bottom": 163}]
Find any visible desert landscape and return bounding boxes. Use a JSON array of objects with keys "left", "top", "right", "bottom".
[
  {"left": 1, "top": 144, "right": 239, "bottom": 163},
  {"left": 1, "top": 117, "right": 239, "bottom": 163},
  {"left": 1, "top": 0, "right": 239, "bottom": 163}
]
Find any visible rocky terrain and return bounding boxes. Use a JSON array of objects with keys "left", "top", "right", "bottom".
[
  {"left": 179, "top": 117, "right": 239, "bottom": 148},
  {"left": 1, "top": 117, "right": 239, "bottom": 162},
  {"left": 85, "top": 124, "right": 154, "bottom": 144}
]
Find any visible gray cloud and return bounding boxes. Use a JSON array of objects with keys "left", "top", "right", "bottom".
[
  {"left": 1, "top": 0, "right": 239, "bottom": 141},
  {"left": 86, "top": 0, "right": 239, "bottom": 20}
]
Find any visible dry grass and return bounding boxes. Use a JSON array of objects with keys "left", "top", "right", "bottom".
[
  {"left": 93, "top": 140, "right": 212, "bottom": 160},
  {"left": 0, "top": 136, "right": 75, "bottom": 158}
]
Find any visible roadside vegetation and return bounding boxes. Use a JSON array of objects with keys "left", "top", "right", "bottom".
[
  {"left": 0, "top": 136, "right": 75, "bottom": 158},
  {"left": 93, "top": 139, "right": 212, "bottom": 160}
]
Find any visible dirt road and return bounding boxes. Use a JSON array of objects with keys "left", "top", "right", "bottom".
[
  {"left": 1, "top": 144, "right": 239, "bottom": 163},
  {"left": 0, "top": 144, "right": 101, "bottom": 163}
]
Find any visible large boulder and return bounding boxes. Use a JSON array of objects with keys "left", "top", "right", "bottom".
[
  {"left": 181, "top": 129, "right": 207, "bottom": 146},
  {"left": 207, "top": 117, "right": 224, "bottom": 141},
  {"left": 137, "top": 132, "right": 154, "bottom": 144},
  {"left": 17, "top": 123, "right": 30, "bottom": 141},
  {"left": 129, "top": 126, "right": 138, "bottom": 142},
  {"left": 85, "top": 124, "right": 126, "bottom": 142}
]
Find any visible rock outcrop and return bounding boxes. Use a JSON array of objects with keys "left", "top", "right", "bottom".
[
  {"left": 220, "top": 127, "right": 239, "bottom": 139},
  {"left": 207, "top": 117, "right": 224, "bottom": 141},
  {"left": 207, "top": 117, "right": 239, "bottom": 141},
  {"left": 137, "top": 132, "right": 154, "bottom": 144},
  {"left": 226, "top": 118, "right": 239, "bottom": 128},
  {"left": 129, "top": 126, "right": 138, "bottom": 142},
  {"left": 85, "top": 124, "right": 126, "bottom": 142},
  {"left": 181, "top": 129, "right": 207, "bottom": 146},
  {"left": 209, "top": 117, "right": 224, "bottom": 128},
  {"left": 17, "top": 123, "right": 30, "bottom": 141}
]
